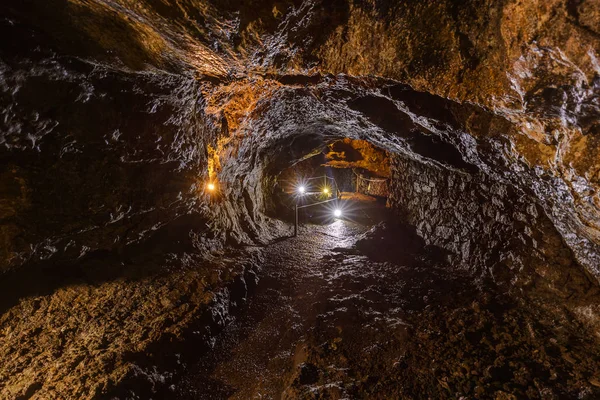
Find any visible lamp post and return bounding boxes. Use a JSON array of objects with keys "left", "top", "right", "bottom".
[
  {"left": 295, "top": 185, "right": 305, "bottom": 237},
  {"left": 294, "top": 202, "right": 298, "bottom": 237},
  {"left": 292, "top": 177, "right": 341, "bottom": 237}
]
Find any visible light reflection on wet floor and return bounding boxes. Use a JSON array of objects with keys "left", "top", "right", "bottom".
[{"left": 173, "top": 202, "right": 457, "bottom": 399}]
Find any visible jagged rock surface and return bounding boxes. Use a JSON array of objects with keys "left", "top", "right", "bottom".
[{"left": 1, "top": 0, "right": 600, "bottom": 398}]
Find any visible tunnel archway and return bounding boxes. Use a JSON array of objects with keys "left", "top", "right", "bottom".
[
  {"left": 186, "top": 97, "right": 600, "bottom": 397},
  {"left": 2, "top": 1, "right": 600, "bottom": 398},
  {"left": 204, "top": 85, "right": 598, "bottom": 317},
  {"left": 202, "top": 75, "right": 600, "bottom": 323}
]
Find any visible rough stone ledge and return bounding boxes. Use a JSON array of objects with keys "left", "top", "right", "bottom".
[{"left": 0, "top": 250, "right": 262, "bottom": 400}]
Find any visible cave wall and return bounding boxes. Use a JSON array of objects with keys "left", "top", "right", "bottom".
[
  {"left": 0, "top": 17, "right": 262, "bottom": 398},
  {"left": 0, "top": 52, "right": 216, "bottom": 272},
  {"left": 388, "top": 155, "right": 600, "bottom": 333},
  {"left": 3, "top": 0, "right": 600, "bottom": 282},
  {"left": 1, "top": 0, "right": 600, "bottom": 397}
]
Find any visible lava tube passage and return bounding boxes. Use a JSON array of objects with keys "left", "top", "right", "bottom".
[{"left": 2, "top": 2, "right": 600, "bottom": 399}]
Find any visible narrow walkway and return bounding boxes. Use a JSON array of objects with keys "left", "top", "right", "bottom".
[
  {"left": 174, "top": 206, "right": 386, "bottom": 398},
  {"left": 172, "top": 202, "right": 470, "bottom": 399},
  {"left": 171, "top": 202, "right": 599, "bottom": 399}
]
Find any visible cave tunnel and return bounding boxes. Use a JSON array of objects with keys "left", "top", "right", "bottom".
[
  {"left": 2, "top": 1, "right": 600, "bottom": 399},
  {"left": 270, "top": 138, "right": 392, "bottom": 227}
]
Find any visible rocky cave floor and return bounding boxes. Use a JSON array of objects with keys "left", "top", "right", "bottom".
[
  {"left": 2, "top": 199, "right": 600, "bottom": 400},
  {"left": 149, "top": 200, "right": 600, "bottom": 400}
]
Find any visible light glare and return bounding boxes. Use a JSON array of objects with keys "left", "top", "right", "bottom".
[
  {"left": 298, "top": 186, "right": 306, "bottom": 194},
  {"left": 334, "top": 209, "right": 342, "bottom": 217},
  {"left": 207, "top": 183, "right": 215, "bottom": 191},
  {"left": 323, "top": 187, "right": 329, "bottom": 194}
]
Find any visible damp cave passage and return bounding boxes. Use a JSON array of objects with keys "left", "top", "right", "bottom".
[
  {"left": 170, "top": 138, "right": 600, "bottom": 400},
  {"left": 3, "top": 1, "right": 600, "bottom": 399},
  {"left": 270, "top": 138, "right": 393, "bottom": 227},
  {"left": 172, "top": 139, "right": 433, "bottom": 399}
]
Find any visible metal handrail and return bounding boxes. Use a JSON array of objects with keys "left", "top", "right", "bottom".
[
  {"left": 292, "top": 174, "right": 341, "bottom": 236},
  {"left": 306, "top": 175, "right": 335, "bottom": 181},
  {"left": 297, "top": 197, "right": 339, "bottom": 209},
  {"left": 298, "top": 174, "right": 341, "bottom": 198},
  {"left": 352, "top": 168, "right": 388, "bottom": 182}
]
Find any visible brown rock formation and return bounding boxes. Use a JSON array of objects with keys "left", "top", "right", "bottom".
[
  {"left": 1, "top": 0, "right": 600, "bottom": 398},
  {"left": 325, "top": 138, "right": 390, "bottom": 177}
]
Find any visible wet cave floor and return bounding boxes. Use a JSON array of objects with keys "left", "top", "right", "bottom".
[{"left": 171, "top": 201, "right": 600, "bottom": 400}]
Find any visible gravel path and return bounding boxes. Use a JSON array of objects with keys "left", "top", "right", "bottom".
[{"left": 172, "top": 202, "right": 600, "bottom": 400}]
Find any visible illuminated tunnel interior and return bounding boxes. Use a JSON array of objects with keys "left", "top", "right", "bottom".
[{"left": 2, "top": 1, "right": 600, "bottom": 399}]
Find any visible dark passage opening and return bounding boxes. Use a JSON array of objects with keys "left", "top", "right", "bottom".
[{"left": 268, "top": 138, "right": 391, "bottom": 226}]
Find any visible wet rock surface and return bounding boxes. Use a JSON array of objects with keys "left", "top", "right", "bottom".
[
  {"left": 1, "top": 0, "right": 600, "bottom": 398},
  {"left": 388, "top": 156, "right": 597, "bottom": 296},
  {"left": 0, "top": 241, "right": 262, "bottom": 399},
  {"left": 173, "top": 204, "right": 600, "bottom": 399}
]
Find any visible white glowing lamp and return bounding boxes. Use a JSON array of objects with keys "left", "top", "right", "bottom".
[
  {"left": 334, "top": 209, "right": 342, "bottom": 217},
  {"left": 298, "top": 186, "right": 306, "bottom": 194}
]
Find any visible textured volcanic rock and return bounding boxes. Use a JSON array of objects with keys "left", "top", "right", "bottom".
[
  {"left": 2, "top": 0, "right": 600, "bottom": 280},
  {"left": 1, "top": 0, "right": 600, "bottom": 398},
  {"left": 0, "top": 248, "right": 262, "bottom": 399},
  {"left": 324, "top": 138, "right": 390, "bottom": 177},
  {"left": 0, "top": 57, "right": 208, "bottom": 270},
  {"left": 388, "top": 155, "right": 600, "bottom": 335}
]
